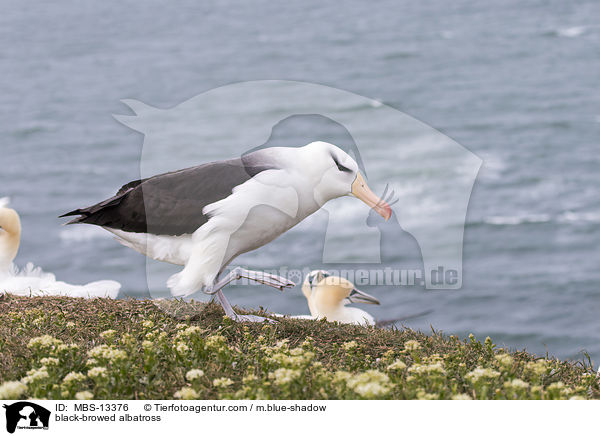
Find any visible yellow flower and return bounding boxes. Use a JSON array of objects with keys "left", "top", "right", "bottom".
[
  {"left": 142, "top": 320, "right": 154, "bottom": 329},
  {"left": 452, "top": 393, "right": 472, "bottom": 400}
]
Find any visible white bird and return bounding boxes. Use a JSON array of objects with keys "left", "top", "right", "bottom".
[
  {"left": 61, "top": 141, "right": 391, "bottom": 322},
  {"left": 300, "top": 271, "right": 380, "bottom": 325},
  {"left": 0, "top": 198, "right": 121, "bottom": 298},
  {"left": 297, "top": 270, "right": 433, "bottom": 327}
]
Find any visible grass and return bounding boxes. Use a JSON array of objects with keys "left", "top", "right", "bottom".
[{"left": 0, "top": 294, "right": 598, "bottom": 400}]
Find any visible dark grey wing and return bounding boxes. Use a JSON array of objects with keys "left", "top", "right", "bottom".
[{"left": 61, "top": 153, "right": 278, "bottom": 236}]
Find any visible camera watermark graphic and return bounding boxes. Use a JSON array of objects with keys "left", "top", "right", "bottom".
[{"left": 113, "top": 80, "right": 481, "bottom": 299}]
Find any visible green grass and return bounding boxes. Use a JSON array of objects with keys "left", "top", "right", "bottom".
[{"left": 0, "top": 295, "right": 598, "bottom": 400}]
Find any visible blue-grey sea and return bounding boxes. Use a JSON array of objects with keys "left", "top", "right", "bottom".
[{"left": 2, "top": 1, "right": 599, "bottom": 362}]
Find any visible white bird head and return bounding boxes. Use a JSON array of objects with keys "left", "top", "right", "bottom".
[
  {"left": 301, "top": 270, "right": 331, "bottom": 316},
  {"left": 0, "top": 198, "right": 21, "bottom": 268},
  {"left": 301, "top": 142, "right": 392, "bottom": 220}
]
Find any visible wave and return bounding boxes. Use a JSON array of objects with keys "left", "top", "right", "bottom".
[
  {"left": 483, "top": 214, "right": 551, "bottom": 226},
  {"left": 545, "top": 26, "right": 587, "bottom": 38},
  {"left": 474, "top": 211, "right": 600, "bottom": 226}
]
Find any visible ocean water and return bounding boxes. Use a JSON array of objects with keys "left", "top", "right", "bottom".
[{"left": 2, "top": 0, "right": 600, "bottom": 362}]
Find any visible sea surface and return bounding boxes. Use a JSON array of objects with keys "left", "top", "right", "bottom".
[{"left": 2, "top": 0, "right": 600, "bottom": 362}]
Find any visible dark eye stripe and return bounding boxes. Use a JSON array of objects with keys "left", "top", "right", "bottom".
[{"left": 331, "top": 154, "right": 352, "bottom": 173}]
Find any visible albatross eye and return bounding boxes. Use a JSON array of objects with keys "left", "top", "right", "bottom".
[{"left": 331, "top": 155, "right": 352, "bottom": 173}]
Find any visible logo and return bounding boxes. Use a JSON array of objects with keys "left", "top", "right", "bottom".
[{"left": 2, "top": 402, "right": 50, "bottom": 434}]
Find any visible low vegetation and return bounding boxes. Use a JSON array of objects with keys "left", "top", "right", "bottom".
[{"left": 0, "top": 295, "right": 598, "bottom": 400}]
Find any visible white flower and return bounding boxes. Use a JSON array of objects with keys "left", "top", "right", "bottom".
[
  {"left": 347, "top": 370, "right": 391, "bottom": 399},
  {"left": 408, "top": 362, "right": 446, "bottom": 376},
  {"left": 525, "top": 360, "right": 548, "bottom": 376},
  {"left": 174, "top": 387, "right": 199, "bottom": 400},
  {"left": 342, "top": 341, "right": 358, "bottom": 351},
  {"left": 177, "top": 326, "right": 202, "bottom": 339},
  {"left": 75, "top": 391, "right": 94, "bottom": 400},
  {"left": 205, "top": 334, "right": 227, "bottom": 349},
  {"left": 0, "top": 381, "right": 27, "bottom": 399},
  {"left": 40, "top": 357, "right": 59, "bottom": 366},
  {"left": 32, "top": 318, "right": 44, "bottom": 327},
  {"left": 509, "top": 379, "right": 529, "bottom": 389},
  {"left": 100, "top": 329, "right": 117, "bottom": 342},
  {"left": 175, "top": 342, "right": 190, "bottom": 354},
  {"left": 186, "top": 369, "right": 205, "bottom": 381},
  {"left": 87, "top": 345, "right": 127, "bottom": 362},
  {"left": 353, "top": 382, "right": 390, "bottom": 399},
  {"left": 21, "top": 367, "right": 50, "bottom": 385},
  {"left": 243, "top": 374, "right": 258, "bottom": 384},
  {"left": 404, "top": 340, "right": 421, "bottom": 351},
  {"left": 333, "top": 371, "right": 352, "bottom": 383},
  {"left": 452, "top": 393, "right": 472, "bottom": 400},
  {"left": 269, "top": 368, "right": 301, "bottom": 385},
  {"left": 387, "top": 360, "right": 407, "bottom": 371},
  {"left": 87, "top": 367, "right": 108, "bottom": 379},
  {"left": 213, "top": 377, "right": 234, "bottom": 388},
  {"left": 495, "top": 354, "right": 514, "bottom": 368},
  {"left": 66, "top": 322, "right": 76, "bottom": 328},
  {"left": 142, "top": 320, "right": 154, "bottom": 329},
  {"left": 28, "top": 335, "right": 63, "bottom": 351},
  {"left": 466, "top": 367, "right": 500, "bottom": 383},
  {"left": 63, "top": 372, "right": 86, "bottom": 385}
]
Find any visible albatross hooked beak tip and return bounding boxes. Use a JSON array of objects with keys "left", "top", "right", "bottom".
[{"left": 351, "top": 172, "right": 392, "bottom": 221}]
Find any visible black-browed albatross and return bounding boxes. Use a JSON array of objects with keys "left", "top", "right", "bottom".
[{"left": 61, "top": 141, "right": 391, "bottom": 322}]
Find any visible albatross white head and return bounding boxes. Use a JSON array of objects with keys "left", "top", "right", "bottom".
[
  {"left": 299, "top": 142, "right": 392, "bottom": 220},
  {"left": 0, "top": 198, "right": 21, "bottom": 272},
  {"left": 311, "top": 274, "right": 380, "bottom": 326}
]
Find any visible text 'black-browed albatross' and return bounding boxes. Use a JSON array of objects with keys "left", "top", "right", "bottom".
[{"left": 61, "top": 141, "right": 391, "bottom": 322}]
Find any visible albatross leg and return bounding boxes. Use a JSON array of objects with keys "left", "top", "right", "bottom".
[
  {"left": 206, "top": 267, "right": 295, "bottom": 323},
  {"left": 205, "top": 267, "right": 295, "bottom": 295},
  {"left": 214, "top": 290, "right": 277, "bottom": 323}
]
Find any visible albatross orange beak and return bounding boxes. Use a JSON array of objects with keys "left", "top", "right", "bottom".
[{"left": 351, "top": 172, "right": 392, "bottom": 221}]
